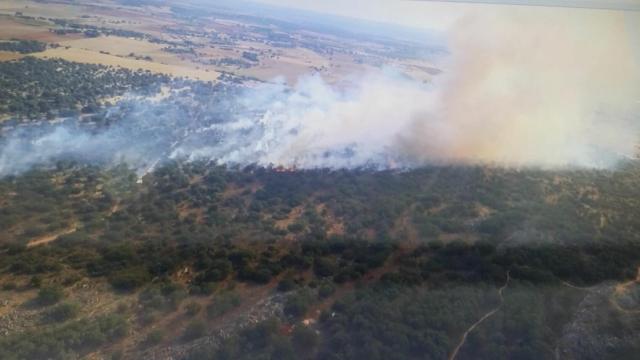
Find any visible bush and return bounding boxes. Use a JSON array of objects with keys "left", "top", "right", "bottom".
[
  {"left": 184, "top": 302, "right": 202, "bottom": 317},
  {"left": 109, "top": 267, "right": 151, "bottom": 291},
  {"left": 110, "top": 349, "right": 124, "bottom": 360},
  {"left": 200, "top": 282, "right": 218, "bottom": 295},
  {"left": 35, "top": 286, "right": 64, "bottom": 306},
  {"left": 144, "top": 329, "right": 165, "bottom": 346},
  {"left": 287, "top": 222, "right": 305, "bottom": 233},
  {"left": 239, "top": 266, "right": 272, "bottom": 284},
  {"left": 182, "top": 320, "right": 206, "bottom": 341},
  {"left": 44, "top": 302, "right": 79, "bottom": 322},
  {"left": 318, "top": 282, "right": 336, "bottom": 299},
  {"left": 284, "top": 291, "right": 313, "bottom": 319},
  {"left": 292, "top": 326, "right": 319, "bottom": 353},
  {"left": 206, "top": 292, "right": 241, "bottom": 319},
  {"left": 0, "top": 313, "right": 128, "bottom": 359},
  {"left": 2, "top": 282, "right": 17, "bottom": 291},
  {"left": 313, "top": 257, "right": 337, "bottom": 278},
  {"left": 139, "top": 309, "right": 157, "bottom": 326},
  {"left": 277, "top": 278, "right": 296, "bottom": 292},
  {"left": 30, "top": 275, "right": 42, "bottom": 288}
]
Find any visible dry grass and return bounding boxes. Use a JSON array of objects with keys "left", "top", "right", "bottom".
[
  {"left": 0, "top": 50, "right": 23, "bottom": 61},
  {"left": 0, "top": 14, "right": 84, "bottom": 43},
  {"left": 274, "top": 205, "right": 304, "bottom": 230},
  {"left": 34, "top": 47, "right": 220, "bottom": 81},
  {"left": 57, "top": 36, "right": 165, "bottom": 57},
  {"left": 0, "top": 15, "right": 46, "bottom": 38},
  {"left": 0, "top": 1, "right": 84, "bottom": 19}
]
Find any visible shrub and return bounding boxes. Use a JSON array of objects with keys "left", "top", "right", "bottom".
[
  {"left": 313, "top": 257, "right": 337, "bottom": 278},
  {"left": 2, "top": 282, "right": 17, "bottom": 291},
  {"left": 182, "top": 320, "right": 206, "bottom": 341},
  {"left": 287, "top": 222, "right": 305, "bottom": 233},
  {"left": 206, "top": 292, "right": 241, "bottom": 319},
  {"left": 35, "top": 286, "right": 64, "bottom": 306},
  {"left": 30, "top": 275, "right": 42, "bottom": 288},
  {"left": 284, "top": 291, "right": 313, "bottom": 319},
  {"left": 277, "top": 278, "right": 296, "bottom": 292},
  {"left": 144, "top": 329, "right": 165, "bottom": 346},
  {"left": 318, "top": 282, "right": 336, "bottom": 299},
  {"left": 110, "top": 349, "right": 124, "bottom": 360},
  {"left": 292, "top": 326, "right": 319, "bottom": 353},
  {"left": 184, "top": 302, "right": 202, "bottom": 317},
  {"left": 109, "top": 267, "right": 151, "bottom": 291},
  {"left": 44, "top": 302, "right": 79, "bottom": 322},
  {"left": 139, "top": 309, "right": 157, "bottom": 326}
]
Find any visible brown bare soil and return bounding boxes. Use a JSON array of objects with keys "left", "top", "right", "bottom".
[
  {"left": 0, "top": 50, "right": 23, "bottom": 61},
  {"left": 26, "top": 225, "right": 77, "bottom": 248}
]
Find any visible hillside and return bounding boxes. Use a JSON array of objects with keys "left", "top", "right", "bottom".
[
  {"left": 0, "top": 1, "right": 639, "bottom": 359},
  {"left": 1, "top": 161, "right": 640, "bottom": 359}
]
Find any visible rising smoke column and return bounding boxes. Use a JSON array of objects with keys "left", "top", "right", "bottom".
[{"left": 399, "top": 7, "right": 640, "bottom": 166}]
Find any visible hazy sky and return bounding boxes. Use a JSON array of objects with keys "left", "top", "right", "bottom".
[
  {"left": 256, "top": 0, "right": 638, "bottom": 32},
  {"left": 256, "top": 0, "right": 469, "bottom": 30}
]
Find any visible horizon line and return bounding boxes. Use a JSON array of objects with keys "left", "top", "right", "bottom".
[{"left": 407, "top": 0, "right": 640, "bottom": 11}]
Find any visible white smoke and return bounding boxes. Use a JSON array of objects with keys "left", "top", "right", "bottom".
[
  {"left": 175, "top": 7, "right": 640, "bottom": 169},
  {"left": 1, "top": 8, "right": 638, "bottom": 175},
  {"left": 170, "top": 71, "right": 437, "bottom": 168}
]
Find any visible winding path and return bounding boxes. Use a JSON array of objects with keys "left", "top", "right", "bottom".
[{"left": 449, "top": 271, "right": 510, "bottom": 360}]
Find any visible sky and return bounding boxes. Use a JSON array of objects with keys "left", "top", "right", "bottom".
[
  {"left": 256, "top": 0, "right": 640, "bottom": 32},
  {"left": 256, "top": 0, "right": 465, "bottom": 31}
]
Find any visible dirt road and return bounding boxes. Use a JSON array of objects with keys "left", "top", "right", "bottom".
[{"left": 449, "top": 271, "right": 511, "bottom": 360}]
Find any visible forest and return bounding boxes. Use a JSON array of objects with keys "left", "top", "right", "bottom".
[
  {"left": 1, "top": 159, "right": 639, "bottom": 359},
  {"left": 0, "top": 57, "right": 170, "bottom": 119},
  {"left": 0, "top": 40, "right": 47, "bottom": 54}
]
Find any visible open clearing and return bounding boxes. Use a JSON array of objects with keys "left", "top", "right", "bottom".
[
  {"left": 0, "top": 50, "right": 23, "bottom": 61},
  {"left": 57, "top": 36, "right": 165, "bottom": 58},
  {"left": 34, "top": 47, "right": 220, "bottom": 81}
]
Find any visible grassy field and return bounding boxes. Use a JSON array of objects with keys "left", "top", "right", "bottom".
[
  {"left": 0, "top": 0, "right": 439, "bottom": 85},
  {"left": 56, "top": 37, "right": 164, "bottom": 57},
  {"left": 34, "top": 47, "right": 221, "bottom": 81},
  {"left": 0, "top": 50, "right": 23, "bottom": 61}
]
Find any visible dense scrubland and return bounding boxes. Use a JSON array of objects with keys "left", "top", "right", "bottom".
[
  {"left": 0, "top": 40, "right": 47, "bottom": 54},
  {"left": 0, "top": 57, "right": 170, "bottom": 119},
  {"left": 0, "top": 57, "right": 639, "bottom": 359},
  {"left": 1, "top": 159, "right": 639, "bottom": 359}
]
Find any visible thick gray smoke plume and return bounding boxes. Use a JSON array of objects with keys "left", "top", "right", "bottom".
[{"left": 0, "top": 8, "right": 638, "bottom": 176}]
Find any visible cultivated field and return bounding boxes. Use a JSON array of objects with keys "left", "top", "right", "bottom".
[
  {"left": 33, "top": 47, "right": 221, "bottom": 81},
  {"left": 0, "top": 0, "right": 440, "bottom": 84}
]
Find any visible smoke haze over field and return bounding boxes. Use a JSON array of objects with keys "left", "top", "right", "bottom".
[{"left": 0, "top": 7, "right": 638, "bottom": 175}]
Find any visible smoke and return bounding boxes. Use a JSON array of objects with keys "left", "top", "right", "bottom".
[
  {"left": 0, "top": 98, "right": 192, "bottom": 176},
  {"left": 0, "top": 8, "right": 638, "bottom": 176},
  {"left": 170, "top": 72, "right": 436, "bottom": 168},
  {"left": 399, "top": 8, "right": 640, "bottom": 166},
  {"left": 176, "top": 7, "right": 640, "bottom": 169}
]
